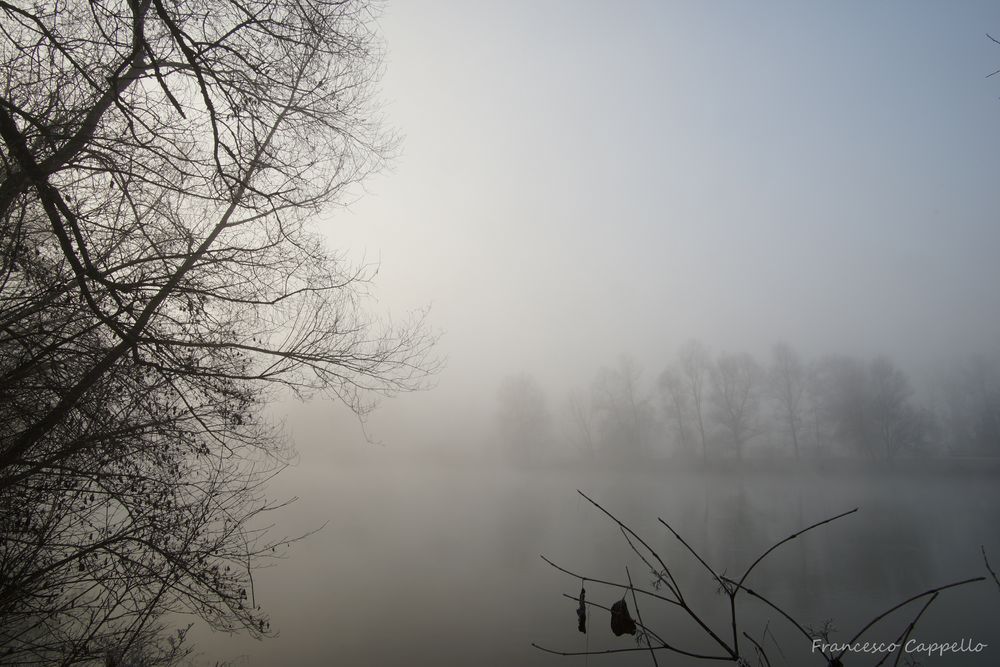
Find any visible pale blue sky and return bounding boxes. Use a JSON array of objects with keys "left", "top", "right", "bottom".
[{"left": 321, "top": 1, "right": 1000, "bottom": 448}]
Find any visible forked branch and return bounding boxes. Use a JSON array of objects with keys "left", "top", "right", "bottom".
[{"left": 536, "top": 493, "right": 985, "bottom": 667}]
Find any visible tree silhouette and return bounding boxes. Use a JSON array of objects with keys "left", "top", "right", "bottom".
[
  {"left": 0, "top": 0, "right": 435, "bottom": 660},
  {"left": 589, "top": 356, "right": 653, "bottom": 459},
  {"left": 767, "top": 342, "right": 807, "bottom": 459},
  {"left": 678, "top": 341, "right": 712, "bottom": 462},
  {"left": 710, "top": 353, "right": 763, "bottom": 461},
  {"left": 496, "top": 373, "right": 551, "bottom": 464}
]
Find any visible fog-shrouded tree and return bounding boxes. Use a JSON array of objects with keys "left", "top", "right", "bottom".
[
  {"left": 812, "top": 355, "right": 873, "bottom": 457},
  {"left": 565, "top": 389, "right": 596, "bottom": 459},
  {"left": 496, "top": 373, "right": 551, "bottom": 464},
  {"left": 868, "top": 356, "right": 932, "bottom": 459},
  {"left": 0, "top": 0, "right": 435, "bottom": 661},
  {"left": 710, "top": 352, "right": 762, "bottom": 460},
  {"left": 590, "top": 356, "right": 653, "bottom": 458},
  {"left": 937, "top": 355, "right": 1000, "bottom": 456},
  {"left": 803, "top": 359, "right": 836, "bottom": 456},
  {"left": 767, "top": 342, "right": 807, "bottom": 459},
  {"left": 658, "top": 367, "right": 694, "bottom": 457},
  {"left": 810, "top": 355, "right": 930, "bottom": 459},
  {"left": 677, "top": 340, "right": 712, "bottom": 462}
]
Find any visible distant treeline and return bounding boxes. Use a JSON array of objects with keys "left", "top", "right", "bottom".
[{"left": 496, "top": 342, "right": 1000, "bottom": 462}]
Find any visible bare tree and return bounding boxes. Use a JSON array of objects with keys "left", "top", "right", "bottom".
[
  {"left": 566, "top": 390, "right": 596, "bottom": 459},
  {"left": 936, "top": 355, "right": 1000, "bottom": 456},
  {"left": 802, "top": 360, "right": 835, "bottom": 456},
  {"left": 710, "top": 352, "right": 762, "bottom": 461},
  {"left": 810, "top": 355, "right": 930, "bottom": 460},
  {"left": 658, "top": 367, "right": 694, "bottom": 457},
  {"left": 496, "top": 373, "right": 551, "bottom": 465},
  {"left": 767, "top": 342, "right": 806, "bottom": 459},
  {"left": 678, "top": 341, "right": 712, "bottom": 462},
  {"left": 0, "top": 0, "right": 435, "bottom": 659},
  {"left": 591, "top": 356, "right": 652, "bottom": 458},
  {"left": 868, "top": 356, "right": 931, "bottom": 459},
  {"left": 812, "top": 355, "right": 874, "bottom": 457}
]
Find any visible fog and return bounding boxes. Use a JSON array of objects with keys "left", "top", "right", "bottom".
[{"left": 194, "top": 2, "right": 1000, "bottom": 665}]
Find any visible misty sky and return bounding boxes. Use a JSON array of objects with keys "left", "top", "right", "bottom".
[{"left": 316, "top": 1, "right": 1000, "bottom": 452}]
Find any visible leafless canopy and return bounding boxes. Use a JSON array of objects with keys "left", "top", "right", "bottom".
[{"left": 0, "top": 0, "right": 435, "bottom": 662}]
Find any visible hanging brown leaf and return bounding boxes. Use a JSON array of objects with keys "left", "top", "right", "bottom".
[
  {"left": 610, "top": 598, "right": 636, "bottom": 636},
  {"left": 576, "top": 587, "right": 586, "bottom": 633}
]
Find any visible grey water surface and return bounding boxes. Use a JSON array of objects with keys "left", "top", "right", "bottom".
[{"left": 193, "top": 455, "right": 1000, "bottom": 666}]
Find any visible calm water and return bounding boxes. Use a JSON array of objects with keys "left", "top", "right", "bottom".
[{"left": 192, "top": 455, "right": 1000, "bottom": 666}]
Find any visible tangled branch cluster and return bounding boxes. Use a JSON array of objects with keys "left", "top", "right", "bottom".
[
  {"left": 0, "top": 0, "right": 435, "bottom": 662},
  {"left": 535, "top": 491, "right": 984, "bottom": 667}
]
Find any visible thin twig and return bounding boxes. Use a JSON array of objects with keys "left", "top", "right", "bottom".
[
  {"left": 837, "top": 577, "right": 985, "bottom": 662},
  {"left": 578, "top": 491, "right": 678, "bottom": 597},
  {"left": 742, "top": 631, "right": 772, "bottom": 667},
  {"left": 577, "top": 491, "right": 736, "bottom": 658},
  {"left": 723, "top": 577, "right": 829, "bottom": 661},
  {"left": 541, "top": 594, "right": 732, "bottom": 663},
  {"left": 658, "top": 516, "right": 726, "bottom": 591},
  {"left": 982, "top": 545, "right": 1000, "bottom": 591},
  {"left": 627, "top": 566, "right": 659, "bottom": 667},
  {"left": 539, "top": 555, "right": 680, "bottom": 608},
  {"left": 737, "top": 508, "right": 858, "bottom": 590},
  {"left": 763, "top": 621, "right": 787, "bottom": 664},
  {"left": 545, "top": 493, "right": 985, "bottom": 667},
  {"left": 890, "top": 594, "right": 935, "bottom": 667},
  {"left": 872, "top": 592, "right": 938, "bottom": 667},
  {"left": 988, "top": 33, "right": 1000, "bottom": 77},
  {"left": 531, "top": 642, "right": 731, "bottom": 661},
  {"left": 620, "top": 526, "right": 680, "bottom": 601},
  {"left": 552, "top": 491, "right": 739, "bottom": 659},
  {"left": 658, "top": 513, "right": 744, "bottom": 659},
  {"left": 728, "top": 507, "right": 856, "bottom": 662},
  {"left": 561, "top": 594, "right": 671, "bottom": 650},
  {"left": 729, "top": 579, "right": 739, "bottom": 658}
]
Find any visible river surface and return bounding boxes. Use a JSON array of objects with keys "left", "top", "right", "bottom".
[{"left": 191, "top": 454, "right": 1000, "bottom": 666}]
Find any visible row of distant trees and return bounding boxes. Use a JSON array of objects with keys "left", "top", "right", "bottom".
[{"left": 496, "top": 342, "right": 1000, "bottom": 463}]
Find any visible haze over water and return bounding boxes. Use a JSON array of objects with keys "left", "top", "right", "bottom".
[{"left": 196, "top": 2, "right": 1000, "bottom": 664}]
